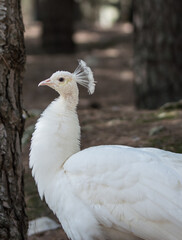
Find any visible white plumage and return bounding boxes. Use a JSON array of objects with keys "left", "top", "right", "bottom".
[{"left": 30, "top": 60, "right": 182, "bottom": 240}]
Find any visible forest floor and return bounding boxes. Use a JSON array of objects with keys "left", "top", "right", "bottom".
[{"left": 22, "top": 22, "right": 182, "bottom": 240}]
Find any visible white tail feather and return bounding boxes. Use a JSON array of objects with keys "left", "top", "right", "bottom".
[{"left": 73, "top": 60, "right": 96, "bottom": 94}]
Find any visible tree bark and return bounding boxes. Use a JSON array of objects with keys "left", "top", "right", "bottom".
[
  {"left": 133, "top": 0, "right": 182, "bottom": 109},
  {"left": 41, "top": 0, "right": 75, "bottom": 53},
  {"left": 0, "top": 0, "right": 27, "bottom": 239}
]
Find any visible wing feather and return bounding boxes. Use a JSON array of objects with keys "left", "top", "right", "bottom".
[
  {"left": 64, "top": 145, "right": 182, "bottom": 240},
  {"left": 140, "top": 147, "right": 182, "bottom": 177}
]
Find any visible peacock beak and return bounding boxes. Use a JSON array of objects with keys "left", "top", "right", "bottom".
[{"left": 38, "top": 79, "right": 51, "bottom": 87}]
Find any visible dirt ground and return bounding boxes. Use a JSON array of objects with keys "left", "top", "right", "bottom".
[{"left": 23, "top": 22, "right": 182, "bottom": 240}]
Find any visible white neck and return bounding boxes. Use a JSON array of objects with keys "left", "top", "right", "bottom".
[{"left": 30, "top": 96, "right": 80, "bottom": 199}]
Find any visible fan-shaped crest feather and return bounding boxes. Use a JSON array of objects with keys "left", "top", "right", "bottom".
[{"left": 73, "top": 60, "right": 96, "bottom": 94}]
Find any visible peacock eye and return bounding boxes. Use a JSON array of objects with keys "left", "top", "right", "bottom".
[{"left": 59, "top": 77, "right": 64, "bottom": 82}]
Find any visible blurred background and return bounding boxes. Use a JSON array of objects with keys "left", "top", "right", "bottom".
[{"left": 21, "top": 1, "right": 182, "bottom": 239}]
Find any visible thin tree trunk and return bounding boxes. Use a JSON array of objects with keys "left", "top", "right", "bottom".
[
  {"left": 133, "top": 0, "right": 182, "bottom": 109},
  {"left": 41, "top": 0, "right": 75, "bottom": 53},
  {"left": 0, "top": 0, "right": 27, "bottom": 239}
]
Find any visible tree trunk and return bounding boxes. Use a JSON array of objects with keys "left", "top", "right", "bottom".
[
  {"left": 41, "top": 0, "right": 75, "bottom": 53},
  {"left": 0, "top": 0, "right": 27, "bottom": 239},
  {"left": 133, "top": 0, "right": 182, "bottom": 109}
]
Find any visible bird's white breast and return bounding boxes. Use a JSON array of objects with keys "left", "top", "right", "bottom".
[{"left": 30, "top": 97, "right": 80, "bottom": 199}]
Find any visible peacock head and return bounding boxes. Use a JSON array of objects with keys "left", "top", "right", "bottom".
[{"left": 38, "top": 60, "right": 96, "bottom": 96}]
